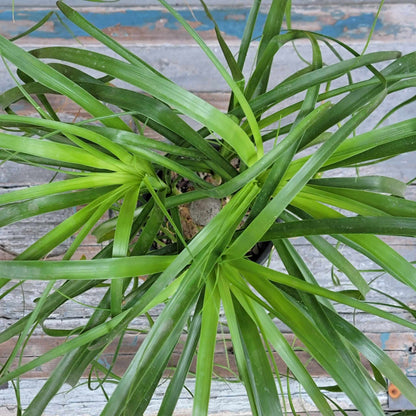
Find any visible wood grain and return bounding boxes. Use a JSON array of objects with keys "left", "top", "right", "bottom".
[
  {"left": 0, "top": 2, "right": 415, "bottom": 414},
  {"left": 1, "top": 332, "right": 415, "bottom": 379}
]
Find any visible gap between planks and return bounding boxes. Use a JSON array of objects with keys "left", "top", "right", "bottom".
[{"left": 1, "top": 332, "right": 416, "bottom": 380}]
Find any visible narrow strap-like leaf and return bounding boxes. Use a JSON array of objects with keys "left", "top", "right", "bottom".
[
  {"left": 236, "top": 291, "right": 334, "bottom": 415},
  {"left": 0, "top": 256, "right": 175, "bottom": 281},
  {"left": 237, "top": 0, "right": 261, "bottom": 70},
  {"left": 192, "top": 273, "right": 221, "bottom": 416},
  {"left": 32, "top": 46, "right": 258, "bottom": 166},
  {"left": 158, "top": 0, "right": 264, "bottom": 157},
  {"left": 111, "top": 185, "right": 141, "bottom": 315},
  {"left": 233, "top": 259, "right": 385, "bottom": 415},
  {"left": 0, "top": 34, "right": 128, "bottom": 130},
  {"left": 158, "top": 294, "right": 203, "bottom": 415},
  {"left": 227, "top": 91, "right": 386, "bottom": 258}
]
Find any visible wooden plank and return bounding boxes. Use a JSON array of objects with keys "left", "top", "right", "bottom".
[
  {"left": 0, "top": 203, "right": 414, "bottom": 331},
  {"left": 0, "top": 376, "right": 386, "bottom": 415},
  {"left": 7, "top": 0, "right": 397, "bottom": 6},
  {"left": 0, "top": 3, "right": 415, "bottom": 414},
  {"left": 3, "top": 94, "right": 412, "bottom": 261},
  {"left": 1, "top": 239, "right": 415, "bottom": 334},
  {"left": 1, "top": 332, "right": 415, "bottom": 379},
  {"left": 1, "top": 3, "right": 415, "bottom": 45},
  {"left": 1, "top": 40, "right": 415, "bottom": 99}
]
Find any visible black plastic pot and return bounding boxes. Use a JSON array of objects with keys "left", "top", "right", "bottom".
[{"left": 248, "top": 241, "right": 274, "bottom": 265}]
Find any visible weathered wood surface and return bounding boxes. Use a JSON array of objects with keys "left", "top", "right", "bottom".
[
  {"left": 0, "top": 377, "right": 371, "bottom": 415},
  {"left": 7, "top": 0, "right": 397, "bottom": 6},
  {"left": 0, "top": 92, "right": 414, "bottom": 333},
  {"left": 1, "top": 332, "right": 416, "bottom": 379},
  {"left": 2, "top": 2, "right": 416, "bottom": 44},
  {"left": 0, "top": 1, "right": 415, "bottom": 414}
]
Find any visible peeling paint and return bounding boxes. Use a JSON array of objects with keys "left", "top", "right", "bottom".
[
  {"left": 130, "top": 334, "right": 139, "bottom": 346},
  {"left": 320, "top": 13, "right": 382, "bottom": 39},
  {"left": 0, "top": 7, "right": 406, "bottom": 42},
  {"left": 97, "top": 356, "right": 111, "bottom": 370},
  {"left": 0, "top": 9, "right": 263, "bottom": 40},
  {"left": 380, "top": 332, "right": 390, "bottom": 350}
]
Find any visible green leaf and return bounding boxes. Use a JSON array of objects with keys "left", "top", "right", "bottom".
[
  {"left": 31, "top": 46, "right": 258, "bottom": 166},
  {"left": 61, "top": 189, "right": 128, "bottom": 261},
  {"left": 0, "top": 256, "right": 175, "bottom": 281},
  {"left": 57, "top": 1, "right": 165, "bottom": 76},
  {"left": 232, "top": 260, "right": 385, "bottom": 415},
  {"left": 111, "top": 185, "right": 141, "bottom": 316},
  {"left": 271, "top": 239, "right": 380, "bottom": 399},
  {"left": 247, "top": 34, "right": 322, "bottom": 224},
  {"left": 232, "top": 294, "right": 283, "bottom": 416},
  {"left": 244, "top": 51, "right": 399, "bottom": 117},
  {"left": 237, "top": 0, "right": 261, "bottom": 70},
  {"left": 17, "top": 186, "right": 126, "bottom": 261},
  {"left": 102, "top": 256, "right": 207, "bottom": 415},
  {"left": 0, "top": 172, "right": 141, "bottom": 206},
  {"left": 235, "top": 292, "right": 334, "bottom": 415},
  {"left": 1, "top": 280, "right": 55, "bottom": 378},
  {"left": 308, "top": 176, "right": 407, "bottom": 197},
  {"left": 199, "top": 0, "right": 243, "bottom": 82},
  {"left": 325, "top": 136, "right": 416, "bottom": 169},
  {"left": 23, "top": 350, "right": 80, "bottom": 416},
  {"left": 0, "top": 114, "right": 146, "bottom": 170},
  {"left": 327, "top": 309, "right": 416, "bottom": 407},
  {"left": 254, "top": 0, "right": 288, "bottom": 96},
  {"left": 217, "top": 277, "right": 259, "bottom": 414},
  {"left": 322, "top": 118, "right": 416, "bottom": 168},
  {"left": 0, "top": 35, "right": 128, "bottom": 130},
  {"left": 0, "top": 310, "right": 130, "bottom": 385},
  {"left": 158, "top": 0, "right": 263, "bottom": 157},
  {"left": 166, "top": 103, "right": 327, "bottom": 207},
  {"left": 0, "top": 130, "right": 120, "bottom": 172},
  {"left": 231, "top": 258, "right": 416, "bottom": 332},
  {"left": 0, "top": 280, "right": 98, "bottom": 343},
  {"left": 245, "top": 31, "right": 302, "bottom": 100},
  {"left": 9, "top": 11, "right": 55, "bottom": 42},
  {"left": 305, "top": 187, "right": 416, "bottom": 218},
  {"left": 131, "top": 203, "right": 164, "bottom": 257},
  {"left": 290, "top": 201, "right": 416, "bottom": 292},
  {"left": 158, "top": 294, "right": 203, "bottom": 415},
  {"left": 0, "top": 187, "right": 114, "bottom": 227},
  {"left": 337, "top": 233, "right": 416, "bottom": 291},
  {"left": 227, "top": 91, "right": 386, "bottom": 259},
  {"left": 262, "top": 216, "right": 416, "bottom": 240},
  {"left": 192, "top": 273, "right": 221, "bottom": 416},
  {"left": 96, "top": 184, "right": 258, "bottom": 414},
  {"left": 281, "top": 210, "right": 368, "bottom": 295},
  {"left": 80, "top": 87, "right": 236, "bottom": 179},
  {"left": 87, "top": 126, "right": 202, "bottom": 159}
]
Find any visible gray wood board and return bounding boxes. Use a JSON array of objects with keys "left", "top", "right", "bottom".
[
  {"left": 0, "top": 5, "right": 415, "bottom": 414},
  {"left": 3, "top": 1, "right": 406, "bottom": 8},
  {"left": 0, "top": 92, "right": 415, "bottom": 333},
  {"left": 0, "top": 376, "right": 387, "bottom": 415},
  {"left": 1, "top": 41, "right": 415, "bottom": 98},
  {"left": 1, "top": 234, "right": 414, "bottom": 334},
  {"left": 2, "top": 331, "right": 416, "bottom": 377},
  {"left": 1, "top": 3, "right": 415, "bottom": 47}
]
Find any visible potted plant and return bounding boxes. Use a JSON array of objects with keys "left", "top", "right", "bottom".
[{"left": 0, "top": 0, "right": 416, "bottom": 414}]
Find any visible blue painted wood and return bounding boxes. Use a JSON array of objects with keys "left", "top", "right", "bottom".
[{"left": 0, "top": 4, "right": 414, "bottom": 42}]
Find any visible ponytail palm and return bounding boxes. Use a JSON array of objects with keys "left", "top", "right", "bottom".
[{"left": 0, "top": 1, "right": 416, "bottom": 414}]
